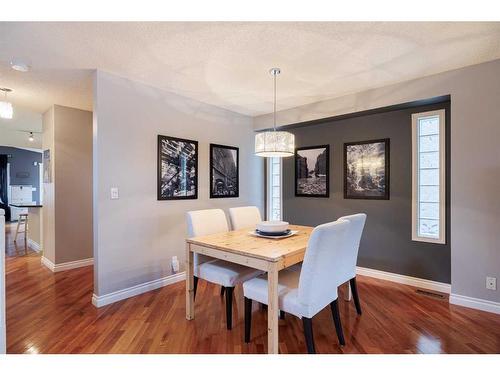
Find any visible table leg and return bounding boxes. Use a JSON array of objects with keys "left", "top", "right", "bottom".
[
  {"left": 186, "top": 243, "right": 195, "bottom": 320},
  {"left": 344, "top": 281, "right": 352, "bottom": 301},
  {"left": 267, "top": 262, "right": 279, "bottom": 354}
]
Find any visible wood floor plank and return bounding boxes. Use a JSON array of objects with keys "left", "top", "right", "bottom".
[{"left": 4, "top": 222, "right": 500, "bottom": 354}]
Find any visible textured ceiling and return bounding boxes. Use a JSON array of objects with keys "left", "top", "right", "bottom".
[
  {"left": 1, "top": 22, "right": 500, "bottom": 116},
  {"left": 0, "top": 107, "right": 42, "bottom": 149}
]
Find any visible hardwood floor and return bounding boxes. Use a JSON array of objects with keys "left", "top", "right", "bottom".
[
  {"left": 4, "top": 223, "right": 500, "bottom": 353},
  {"left": 4, "top": 221, "right": 36, "bottom": 257}
]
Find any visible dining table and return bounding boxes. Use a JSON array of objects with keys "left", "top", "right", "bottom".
[{"left": 185, "top": 224, "right": 351, "bottom": 354}]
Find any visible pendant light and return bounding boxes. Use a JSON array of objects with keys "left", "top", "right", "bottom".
[
  {"left": 255, "top": 68, "right": 295, "bottom": 157},
  {"left": 0, "top": 88, "right": 13, "bottom": 119}
]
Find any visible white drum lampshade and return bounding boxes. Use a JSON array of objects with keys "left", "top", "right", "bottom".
[
  {"left": 0, "top": 101, "right": 13, "bottom": 119},
  {"left": 255, "top": 68, "right": 295, "bottom": 158},
  {"left": 0, "top": 88, "right": 13, "bottom": 119},
  {"left": 255, "top": 131, "right": 295, "bottom": 157}
]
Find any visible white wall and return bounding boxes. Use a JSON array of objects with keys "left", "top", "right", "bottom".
[
  {"left": 255, "top": 59, "right": 500, "bottom": 307},
  {"left": 93, "top": 70, "right": 264, "bottom": 299}
]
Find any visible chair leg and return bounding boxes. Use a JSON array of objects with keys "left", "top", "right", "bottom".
[
  {"left": 244, "top": 297, "right": 252, "bottom": 343},
  {"left": 350, "top": 277, "right": 362, "bottom": 315},
  {"left": 225, "top": 286, "right": 234, "bottom": 330},
  {"left": 193, "top": 276, "right": 199, "bottom": 301},
  {"left": 24, "top": 216, "right": 28, "bottom": 255},
  {"left": 14, "top": 218, "right": 21, "bottom": 243},
  {"left": 220, "top": 286, "right": 225, "bottom": 296},
  {"left": 302, "top": 317, "right": 316, "bottom": 354},
  {"left": 330, "top": 299, "right": 345, "bottom": 346}
]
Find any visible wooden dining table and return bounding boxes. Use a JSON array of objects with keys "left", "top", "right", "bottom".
[{"left": 185, "top": 224, "right": 351, "bottom": 354}]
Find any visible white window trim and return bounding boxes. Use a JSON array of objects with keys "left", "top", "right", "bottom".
[
  {"left": 266, "top": 157, "right": 282, "bottom": 221},
  {"left": 411, "top": 109, "right": 446, "bottom": 244}
]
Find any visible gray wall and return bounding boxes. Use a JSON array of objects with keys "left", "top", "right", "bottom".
[
  {"left": 93, "top": 70, "right": 264, "bottom": 297},
  {"left": 283, "top": 102, "right": 451, "bottom": 283},
  {"left": 0, "top": 146, "right": 42, "bottom": 204},
  {"left": 42, "top": 105, "right": 93, "bottom": 265},
  {"left": 54, "top": 105, "right": 93, "bottom": 264},
  {"left": 255, "top": 59, "right": 500, "bottom": 304}
]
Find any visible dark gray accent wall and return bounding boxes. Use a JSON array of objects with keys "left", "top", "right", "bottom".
[
  {"left": 0, "top": 146, "right": 43, "bottom": 204},
  {"left": 282, "top": 102, "right": 451, "bottom": 283}
]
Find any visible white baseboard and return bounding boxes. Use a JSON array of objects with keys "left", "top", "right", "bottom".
[
  {"left": 92, "top": 271, "right": 186, "bottom": 308},
  {"left": 40, "top": 256, "right": 54, "bottom": 271},
  {"left": 41, "top": 256, "right": 94, "bottom": 273},
  {"left": 356, "top": 266, "right": 451, "bottom": 294},
  {"left": 450, "top": 293, "right": 500, "bottom": 315},
  {"left": 27, "top": 238, "right": 41, "bottom": 253}
]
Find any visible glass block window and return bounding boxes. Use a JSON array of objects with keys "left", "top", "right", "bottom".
[
  {"left": 267, "top": 157, "right": 282, "bottom": 220},
  {"left": 411, "top": 110, "right": 446, "bottom": 244}
]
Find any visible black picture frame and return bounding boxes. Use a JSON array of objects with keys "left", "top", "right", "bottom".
[
  {"left": 295, "top": 145, "right": 330, "bottom": 198},
  {"left": 344, "top": 138, "right": 390, "bottom": 200},
  {"left": 210, "top": 143, "right": 239, "bottom": 198},
  {"left": 157, "top": 135, "right": 198, "bottom": 200}
]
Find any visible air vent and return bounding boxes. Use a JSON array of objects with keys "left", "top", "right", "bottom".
[{"left": 416, "top": 289, "right": 446, "bottom": 299}]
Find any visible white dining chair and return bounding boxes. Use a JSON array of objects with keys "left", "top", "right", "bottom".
[
  {"left": 228, "top": 206, "right": 262, "bottom": 230},
  {"left": 186, "top": 209, "right": 264, "bottom": 330},
  {"left": 337, "top": 213, "right": 367, "bottom": 315},
  {"left": 242, "top": 219, "right": 351, "bottom": 353}
]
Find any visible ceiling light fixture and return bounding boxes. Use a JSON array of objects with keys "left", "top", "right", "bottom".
[
  {"left": 10, "top": 58, "right": 31, "bottom": 72},
  {"left": 0, "top": 88, "right": 13, "bottom": 119},
  {"left": 28, "top": 132, "right": 34, "bottom": 142},
  {"left": 255, "top": 68, "right": 295, "bottom": 158}
]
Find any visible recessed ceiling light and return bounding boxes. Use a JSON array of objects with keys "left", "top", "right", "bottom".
[{"left": 10, "top": 58, "right": 31, "bottom": 72}]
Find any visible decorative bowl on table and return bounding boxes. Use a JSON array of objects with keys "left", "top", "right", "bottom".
[{"left": 256, "top": 221, "right": 289, "bottom": 235}]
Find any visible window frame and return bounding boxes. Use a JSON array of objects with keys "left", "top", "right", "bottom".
[
  {"left": 266, "top": 157, "right": 283, "bottom": 221},
  {"left": 411, "top": 109, "right": 446, "bottom": 244}
]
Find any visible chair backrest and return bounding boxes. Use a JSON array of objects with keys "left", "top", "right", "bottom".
[
  {"left": 228, "top": 206, "right": 262, "bottom": 230},
  {"left": 297, "top": 219, "right": 350, "bottom": 317},
  {"left": 337, "top": 213, "right": 367, "bottom": 282},
  {"left": 186, "top": 209, "right": 229, "bottom": 266}
]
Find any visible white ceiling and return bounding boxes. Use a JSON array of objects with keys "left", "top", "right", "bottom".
[
  {"left": 0, "top": 107, "right": 42, "bottom": 149},
  {"left": 1, "top": 22, "right": 500, "bottom": 116}
]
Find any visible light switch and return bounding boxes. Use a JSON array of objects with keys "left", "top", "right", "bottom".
[{"left": 110, "top": 187, "right": 119, "bottom": 200}]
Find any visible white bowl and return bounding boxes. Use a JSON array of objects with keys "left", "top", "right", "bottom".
[{"left": 256, "top": 221, "right": 289, "bottom": 233}]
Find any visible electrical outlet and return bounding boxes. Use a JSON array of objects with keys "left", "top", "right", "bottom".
[
  {"left": 486, "top": 277, "right": 497, "bottom": 291},
  {"left": 171, "top": 256, "right": 180, "bottom": 273}
]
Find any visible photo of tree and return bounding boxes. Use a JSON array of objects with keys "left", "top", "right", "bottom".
[{"left": 344, "top": 139, "right": 389, "bottom": 199}]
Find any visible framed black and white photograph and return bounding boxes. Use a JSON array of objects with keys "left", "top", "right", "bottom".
[
  {"left": 295, "top": 145, "right": 329, "bottom": 197},
  {"left": 157, "top": 135, "right": 198, "bottom": 200},
  {"left": 43, "top": 149, "right": 51, "bottom": 183},
  {"left": 344, "top": 138, "right": 390, "bottom": 200},
  {"left": 210, "top": 144, "right": 239, "bottom": 198}
]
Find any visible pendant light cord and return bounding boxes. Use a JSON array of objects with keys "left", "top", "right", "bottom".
[{"left": 273, "top": 72, "right": 277, "bottom": 131}]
